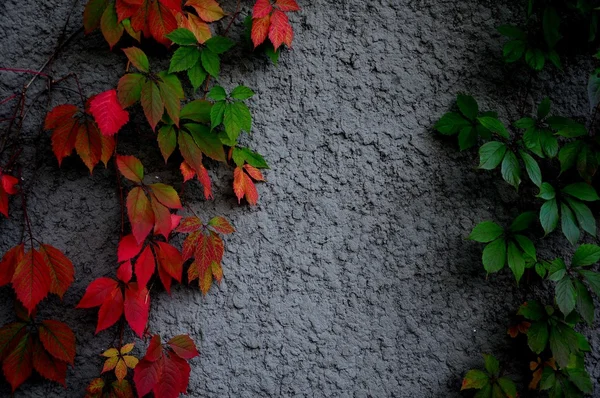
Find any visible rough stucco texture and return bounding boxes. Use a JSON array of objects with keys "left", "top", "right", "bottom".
[{"left": 0, "top": 0, "right": 599, "bottom": 397}]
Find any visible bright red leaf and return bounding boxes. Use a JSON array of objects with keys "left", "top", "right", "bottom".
[
  {"left": 0, "top": 244, "right": 24, "bottom": 286},
  {"left": 252, "top": 0, "right": 272, "bottom": 18},
  {"left": 119, "top": 0, "right": 180, "bottom": 46},
  {"left": 250, "top": 0, "right": 298, "bottom": 49},
  {"left": 77, "top": 277, "right": 119, "bottom": 308},
  {"left": 251, "top": 15, "right": 270, "bottom": 48},
  {"left": 124, "top": 282, "right": 150, "bottom": 338},
  {"left": 89, "top": 89, "right": 130, "bottom": 136},
  {"left": 117, "top": 234, "right": 144, "bottom": 262},
  {"left": 135, "top": 246, "right": 155, "bottom": 289},
  {"left": 96, "top": 284, "right": 124, "bottom": 334},
  {"left": 275, "top": 0, "right": 300, "bottom": 12},
  {"left": 0, "top": 172, "right": 19, "bottom": 218},
  {"left": 117, "top": 260, "right": 133, "bottom": 283},
  {"left": 268, "top": 10, "right": 293, "bottom": 50}
]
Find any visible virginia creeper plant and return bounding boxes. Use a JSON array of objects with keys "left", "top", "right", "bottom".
[
  {"left": 436, "top": 1, "right": 600, "bottom": 397},
  {"left": 0, "top": 0, "right": 300, "bottom": 396}
]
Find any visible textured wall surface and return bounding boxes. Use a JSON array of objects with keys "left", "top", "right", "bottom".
[{"left": 0, "top": 0, "right": 598, "bottom": 397}]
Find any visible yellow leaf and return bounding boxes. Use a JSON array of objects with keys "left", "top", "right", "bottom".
[
  {"left": 120, "top": 343, "right": 135, "bottom": 355},
  {"left": 101, "top": 348, "right": 119, "bottom": 357}
]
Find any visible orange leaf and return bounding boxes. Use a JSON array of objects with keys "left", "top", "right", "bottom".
[
  {"left": 244, "top": 164, "right": 264, "bottom": 181},
  {"left": 180, "top": 161, "right": 196, "bottom": 182},
  {"left": 186, "top": 0, "right": 225, "bottom": 22},
  {"left": 268, "top": 9, "right": 292, "bottom": 50},
  {"left": 275, "top": 0, "right": 300, "bottom": 12},
  {"left": 251, "top": 15, "right": 270, "bottom": 48},
  {"left": 12, "top": 249, "right": 51, "bottom": 314},
  {"left": 176, "top": 216, "right": 203, "bottom": 233},
  {"left": 115, "top": 358, "right": 128, "bottom": 381},
  {"left": 253, "top": 0, "right": 272, "bottom": 18},
  {"left": 197, "top": 164, "right": 213, "bottom": 200},
  {"left": 208, "top": 216, "right": 235, "bottom": 234},
  {"left": 176, "top": 12, "right": 211, "bottom": 43},
  {"left": 117, "top": 155, "right": 144, "bottom": 183}
]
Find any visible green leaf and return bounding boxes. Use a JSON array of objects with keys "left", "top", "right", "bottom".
[
  {"left": 526, "top": 321, "right": 549, "bottom": 354},
  {"left": 518, "top": 300, "right": 545, "bottom": 321},
  {"left": 540, "top": 366, "right": 556, "bottom": 390},
  {"left": 514, "top": 117, "right": 535, "bottom": 129},
  {"left": 562, "top": 183, "right": 600, "bottom": 202},
  {"left": 503, "top": 40, "right": 525, "bottom": 63},
  {"left": 571, "top": 244, "right": 600, "bottom": 267},
  {"left": 458, "top": 126, "right": 477, "bottom": 151},
  {"left": 525, "top": 48, "right": 545, "bottom": 71},
  {"left": 122, "top": 47, "right": 150, "bottom": 73},
  {"left": 547, "top": 49, "right": 562, "bottom": 70},
  {"left": 507, "top": 240, "right": 525, "bottom": 283},
  {"left": 543, "top": 7, "right": 561, "bottom": 48},
  {"left": 469, "top": 221, "right": 504, "bottom": 243},
  {"left": 223, "top": 101, "right": 252, "bottom": 141},
  {"left": 185, "top": 123, "right": 225, "bottom": 162},
  {"left": 540, "top": 198, "right": 559, "bottom": 235},
  {"left": 264, "top": 43, "right": 280, "bottom": 65},
  {"left": 157, "top": 125, "right": 176, "bottom": 163},
  {"left": 477, "top": 117, "right": 509, "bottom": 139},
  {"left": 457, "top": 94, "right": 478, "bottom": 120},
  {"left": 497, "top": 377, "right": 517, "bottom": 398},
  {"left": 207, "top": 86, "right": 227, "bottom": 101},
  {"left": 461, "top": 370, "right": 489, "bottom": 390},
  {"left": 497, "top": 25, "right": 526, "bottom": 39},
  {"left": 519, "top": 150, "right": 542, "bottom": 187},
  {"left": 483, "top": 354, "right": 500, "bottom": 376},
  {"left": 537, "top": 182, "right": 555, "bottom": 200},
  {"left": 169, "top": 46, "right": 200, "bottom": 73},
  {"left": 210, "top": 101, "right": 226, "bottom": 129},
  {"left": 523, "top": 128, "right": 543, "bottom": 157},
  {"left": 537, "top": 97, "right": 551, "bottom": 119},
  {"left": 200, "top": 48, "right": 220, "bottom": 78},
  {"left": 548, "top": 258, "right": 567, "bottom": 281},
  {"left": 232, "top": 147, "right": 269, "bottom": 169},
  {"left": 474, "top": 385, "right": 492, "bottom": 398},
  {"left": 514, "top": 235, "right": 536, "bottom": 261},
  {"left": 576, "top": 143, "right": 598, "bottom": 182},
  {"left": 509, "top": 211, "right": 536, "bottom": 232},
  {"left": 587, "top": 71, "right": 600, "bottom": 111},
  {"left": 482, "top": 238, "right": 506, "bottom": 273},
  {"left": 501, "top": 151, "right": 521, "bottom": 189},
  {"left": 187, "top": 63, "right": 207, "bottom": 91},
  {"left": 117, "top": 73, "right": 145, "bottom": 108},
  {"left": 574, "top": 279, "right": 594, "bottom": 325},
  {"left": 547, "top": 116, "right": 587, "bottom": 138},
  {"left": 539, "top": 129, "right": 558, "bottom": 158},
  {"left": 157, "top": 72, "right": 183, "bottom": 126},
  {"left": 549, "top": 323, "right": 579, "bottom": 368},
  {"left": 205, "top": 36, "right": 235, "bottom": 54},
  {"left": 579, "top": 269, "right": 600, "bottom": 296},
  {"left": 561, "top": 202, "right": 580, "bottom": 246},
  {"left": 555, "top": 276, "right": 577, "bottom": 316},
  {"left": 230, "top": 86, "right": 255, "bottom": 101},
  {"left": 434, "top": 112, "right": 470, "bottom": 135},
  {"left": 166, "top": 28, "right": 198, "bottom": 46},
  {"left": 140, "top": 80, "right": 163, "bottom": 131},
  {"left": 478, "top": 142, "right": 507, "bottom": 170},
  {"left": 180, "top": 99, "right": 212, "bottom": 123},
  {"left": 535, "top": 261, "right": 548, "bottom": 278},
  {"left": 564, "top": 198, "right": 596, "bottom": 238},
  {"left": 566, "top": 367, "right": 593, "bottom": 394}
]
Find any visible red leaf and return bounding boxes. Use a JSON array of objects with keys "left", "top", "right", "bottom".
[
  {"left": 180, "top": 161, "right": 196, "bottom": 182},
  {"left": 268, "top": 9, "right": 292, "bottom": 50},
  {"left": 252, "top": 0, "right": 272, "bottom": 18},
  {"left": 124, "top": 282, "right": 150, "bottom": 337},
  {"left": 2, "top": 332, "right": 33, "bottom": 392},
  {"left": 182, "top": 231, "right": 200, "bottom": 261},
  {"left": 175, "top": 216, "right": 202, "bottom": 233},
  {"left": 133, "top": 357, "right": 161, "bottom": 396},
  {"left": 117, "top": 234, "right": 144, "bottom": 262},
  {"left": 0, "top": 322, "right": 27, "bottom": 361},
  {"left": 234, "top": 166, "right": 260, "bottom": 205},
  {"left": 127, "top": 186, "right": 155, "bottom": 244},
  {"left": 39, "top": 244, "right": 75, "bottom": 299},
  {"left": 178, "top": 131, "right": 203, "bottom": 175},
  {"left": 84, "top": 0, "right": 109, "bottom": 34},
  {"left": 149, "top": 183, "right": 182, "bottom": 209},
  {"left": 275, "top": 0, "right": 300, "bottom": 12},
  {"left": 89, "top": 89, "right": 130, "bottom": 136},
  {"left": 96, "top": 285, "right": 124, "bottom": 334},
  {"left": 0, "top": 244, "right": 24, "bottom": 286},
  {"left": 1, "top": 174, "right": 18, "bottom": 195},
  {"left": 154, "top": 354, "right": 183, "bottom": 398},
  {"left": 170, "top": 353, "right": 191, "bottom": 394},
  {"left": 117, "top": 155, "right": 144, "bottom": 183},
  {"left": 144, "top": 334, "right": 163, "bottom": 362},
  {"left": 148, "top": 0, "right": 178, "bottom": 46},
  {"left": 117, "top": 260, "right": 133, "bottom": 283},
  {"left": 208, "top": 216, "right": 235, "bottom": 234},
  {"left": 135, "top": 246, "right": 156, "bottom": 289},
  {"left": 122, "top": 47, "right": 150, "bottom": 73},
  {"left": 251, "top": 15, "right": 270, "bottom": 48},
  {"left": 77, "top": 277, "right": 119, "bottom": 308},
  {"left": 150, "top": 194, "right": 173, "bottom": 239},
  {"left": 167, "top": 335, "right": 199, "bottom": 360},
  {"left": 75, "top": 120, "right": 104, "bottom": 173},
  {"left": 86, "top": 377, "right": 105, "bottom": 394},
  {"left": 186, "top": 0, "right": 225, "bottom": 22},
  {"left": 197, "top": 163, "right": 213, "bottom": 200},
  {"left": 157, "top": 263, "right": 173, "bottom": 293},
  {"left": 32, "top": 338, "right": 67, "bottom": 387},
  {"left": 244, "top": 164, "right": 265, "bottom": 181},
  {"left": 12, "top": 249, "right": 51, "bottom": 314},
  {"left": 38, "top": 320, "right": 76, "bottom": 364},
  {"left": 141, "top": 80, "right": 164, "bottom": 131},
  {"left": 155, "top": 242, "right": 183, "bottom": 282},
  {"left": 45, "top": 105, "right": 79, "bottom": 166},
  {"left": 126, "top": 0, "right": 179, "bottom": 46},
  {"left": 101, "top": 134, "right": 116, "bottom": 166}
]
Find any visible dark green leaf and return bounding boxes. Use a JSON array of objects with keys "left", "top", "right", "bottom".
[
  {"left": 477, "top": 117, "right": 509, "bottom": 139},
  {"left": 588, "top": 72, "right": 600, "bottom": 111},
  {"left": 497, "top": 25, "right": 526, "bottom": 39},
  {"left": 519, "top": 150, "right": 542, "bottom": 187},
  {"left": 566, "top": 367, "right": 593, "bottom": 394},
  {"left": 157, "top": 125, "right": 176, "bottom": 163},
  {"left": 547, "top": 116, "right": 587, "bottom": 138},
  {"left": 540, "top": 366, "right": 556, "bottom": 390},
  {"left": 514, "top": 117, "right": 535, "bottom": 129},
  {"left": 555, "top": 276, "right": 577, "bottom": 316},
  {"left": 507, "top": 240, "right": 525, "bottom": 283},
  {"left": 565, "top": 199, "right": 597, "bottom": 238},
  {"left": 210, "top": 101, "right": 225, "bottom": 129},
  {"left": 232, "top": 147, "right": 269, "bottom": 168},
  {"left": 548, "top": 258, "right": 567, "bottom": 281},
  {"left": 559, "top": 141, "right": 582, "bottom": 173},
  {"left": 574, "top": 279, "right": 594, "bottom": 325},
  {"left": 207, "top": 86, "right": 227, "bottom": 101},
  {"left": 503, "top": 40, "right": 525, "bottom": 63},
  {"left": 185, "top": 123, "right": 225, "bottom": 162},
  {"left": 576, "top": 144, "right": 598, "bottom": 182},
  {"left": 527, "top": 321, "right": 549, "bottom": 354},
  {"left": 187, "top": 63, "right": 207, "bottom": 92},
  {"left": 478, "top": 142, "right": 507, "bottom": 170},
  {"left": 562, "top": 183, "right": 600, "bottom": 202},
  {"left": 457, "top": 94, "right": 478, "bottom": 120},
  {"left": 469, "top": 221, "right": 504, "bottom": 243},
  {"left": 579, "top": 269, "right": 600, "bottom": 296},
  {"left": 543, "top": 7, "right": 561, "bottom": 48},
  {"left": 230, "top": 86, "right": 255, "bottom": 101},
  {"left": 482, "top": 238, "right": 506, "bottom": 273},
  {"left": 518, "top": 300, "right": 545, "bottom": 321},
  {"left": 434, "top": 112, "right": 470, "bottom": 135},
  {"left": 561, "top": 202, "right": 580, "bottom": 245},
  {"left": 484, "top": 354, "right": 500, "bottom": 376},
  {"left": 458, "top": 126, "right": 477, "bottom": 150},
  {"left": 549, "top": 323, "right": 580, "bottom": 368},
  {"left": 509, "top": 211, "right": 536, "bottom": 232},
  {"left": 539, "top": 129, "right": 558, "bottom": 158},
  {"left": 223, "top": 101, "right": 252, "bottom": 141},
  {"left": 166, "top": 28, "right": 197, "bottom": 46},
  {"left": 525, "top": 48, "right": 545, "bottom": 71},
  {"left": 540, "top": 198, "right": 559, "bottom": 235},
  {"left": 537, "top": 97, "right": 551, "bottom": 119},
  {"left": 200, "top": 48, "right": 220, "bottom": 77},
  {"left": 497, "top": 377, "right": 517, "bottom": 398},
  {"left": 501, "top": 151, "right": 521, "bottom": 189},
  {"left": 169, "top": 46, "right": 200, "bottom": 73},
  {"left": 514, "top": 235, "right": 536, "bottom": 261},
  {"left": 535, "top": 262, "right": 547, "bottom": 278},
  {"left": 572, "top": 244, "right": 600, "bottom": 267},
  {"left": 205, "top": 36, "right": 235, "bottom": 54},
  {"left": 180, "top": 99, "right": 212, "bottom": 123}
]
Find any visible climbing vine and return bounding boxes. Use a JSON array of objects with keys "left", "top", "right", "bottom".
[
  {"left": 0, "top": 0, "right": 300, "bottom": 396},
  {"left": 436, "top": 1, "right": 600, "bottom": 397}
]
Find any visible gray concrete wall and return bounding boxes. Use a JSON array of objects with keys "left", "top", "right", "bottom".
[{"left": 0, "top": 0, "right": 598, "bottom": 396}]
